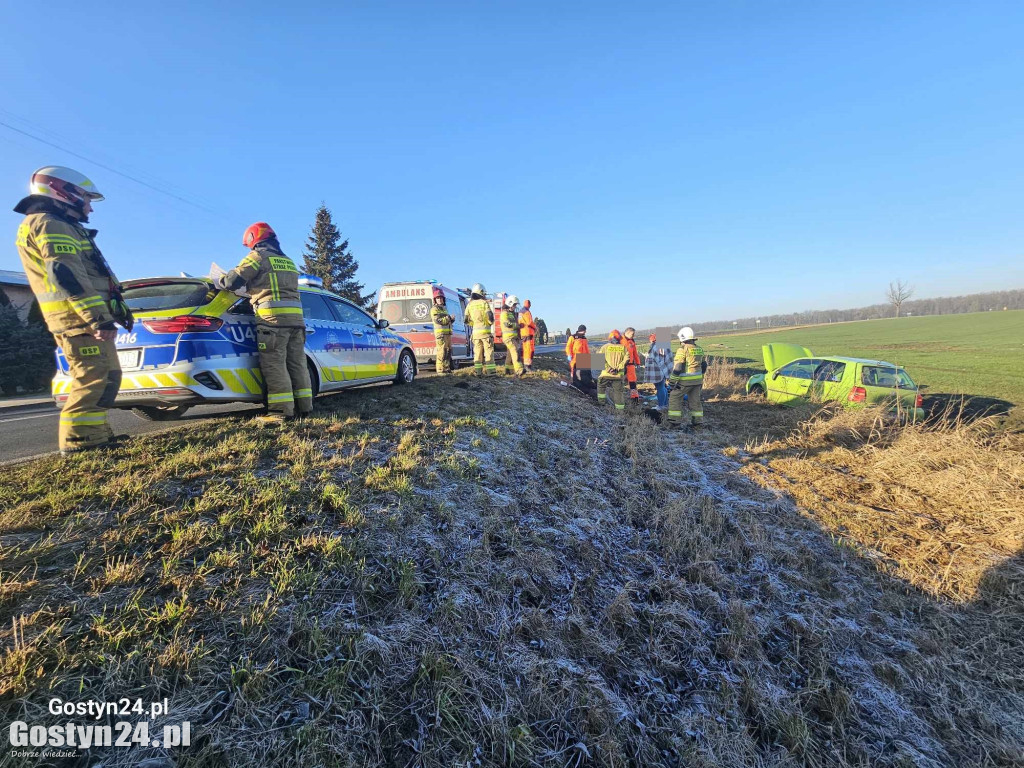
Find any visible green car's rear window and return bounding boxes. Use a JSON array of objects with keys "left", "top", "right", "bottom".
[
  {"left": 122, "top": 281, "right": 213, "bottom": 312},
  {"left": 861, "top": 366, "right": 915, "bottom": 389}
]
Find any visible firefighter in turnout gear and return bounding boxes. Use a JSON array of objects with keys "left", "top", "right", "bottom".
[
  {"left": 668, "top": 326, "right": 706, "bottom": 428},
  {"left": 464, "top": 283, "right": 496, "bottom": 376},
  {"left": 518, "top": 299, "right": 537, "bottom": 371},
  {"left": 217, "top": 222, "right": 312, "bottom": 423},
  {"left": 597, "top": 330, "right": 629, "bottom": 410},
  {"left": 430, "top": 286, "right": 455, "bottom": 374},
  {"left": 14, "top": 166, "right": 133, "bottom": 455},
  {"left": 501, "top": 294, "right": 525, "bottom": 377}
]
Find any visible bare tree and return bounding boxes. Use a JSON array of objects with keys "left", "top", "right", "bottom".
[{"left": 886, "top": 280, "right": 914, "bottom": 317}]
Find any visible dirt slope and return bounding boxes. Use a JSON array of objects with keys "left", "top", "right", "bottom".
[{"left": 0, "top": 367, "right": 1021, "bottom": 767}]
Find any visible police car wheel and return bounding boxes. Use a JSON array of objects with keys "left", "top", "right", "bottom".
[
  {"left": 394, "top": 350, "right": 416, "bottom": 385},
  {"left": 132, "top": 405, "right": 191, "bottom": 421}
]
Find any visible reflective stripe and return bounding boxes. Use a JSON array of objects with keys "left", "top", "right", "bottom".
[
  {"left": 667, "top": 410, "right": 683, "bottom": 417},
  {"left": 256, "top": 307, "right": 303, "bottom": 317},
  {"left": 293, "top": 388, "right": 312, "bottom": 399},
  {"left": 60, "top": 411, "right": 107, "bottom": 425},
  {"left": 237, "top": 368, "right": 262, "bottom": 393},
  {"left": 691, "top": 411, "right": 704, "bottom": 416},
  {"left": 69, "top": 295, "right": 106, "bottom": 312},
  {"left": 219, "top": 369, "right": 247, "bottom": 394},
  {"left": 267, "top": 392, "right": 294, "bottom": 404},
  {"left": 39, "top": 299, "right": 71, "bottom": 313},
  {"left": 597, "top": 393, "right": 607, "bottom": 400}
]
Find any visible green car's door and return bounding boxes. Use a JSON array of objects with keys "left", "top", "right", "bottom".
[
  {"left": 768, "top": 358, "right": 821, "bottom": 405},
  {"left": 808, "top": 360, "right": 849, "bottom": 403}
]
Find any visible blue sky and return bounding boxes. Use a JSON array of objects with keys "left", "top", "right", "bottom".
[{"left": 2, "top": 1, "right": 1023, "bottom": 333}]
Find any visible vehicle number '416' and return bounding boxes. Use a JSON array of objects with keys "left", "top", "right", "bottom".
[{"left": 116, "top": 332, "right": 137, "bottom": 345}]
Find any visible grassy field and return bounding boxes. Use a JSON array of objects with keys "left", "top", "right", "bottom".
[
  {"left": 696, "top": 310, "right": 1024, "bottom": 418},
  {"left": 1, "top": 362, "right": 1022, "bottom": 766}
]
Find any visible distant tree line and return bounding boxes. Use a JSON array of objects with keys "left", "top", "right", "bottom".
[{"left": 682, "top": 287, "right": 1024, "bottom": 336}]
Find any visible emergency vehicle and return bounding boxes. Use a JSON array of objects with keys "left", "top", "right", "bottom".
[
  {"left": 376, "top": 281, "right": 519, "bottom": 365},
  {"left": 377, "top": 281, "right": 473, "bottom": 365},
  {"left": 51, "top": 275, "right": 417, "bottom": 420}
]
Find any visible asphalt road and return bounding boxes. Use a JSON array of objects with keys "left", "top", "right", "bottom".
[{"left": 0, "top": 344, "right": 566, "bottom": 464}]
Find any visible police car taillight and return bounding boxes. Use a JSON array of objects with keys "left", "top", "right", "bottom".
[{"left": 141, "top": 316, "right": 224, "bottom": 334}]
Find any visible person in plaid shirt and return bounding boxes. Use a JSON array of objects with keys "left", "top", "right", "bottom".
[{"left": 644, "top": 334, "right": 671, "bottom": 410}]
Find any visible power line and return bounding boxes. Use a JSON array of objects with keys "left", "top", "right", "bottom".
[{"left": 0, "top": 119, "right": 218, "bottom": 214}]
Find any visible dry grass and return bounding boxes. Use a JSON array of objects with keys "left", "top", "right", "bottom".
[{"left": 0, "top": 357, "right": 1022, "bottom": 766}]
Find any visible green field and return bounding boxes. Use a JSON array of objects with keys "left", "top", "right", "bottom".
[{"left": 697, "top": 310, "right": 1024, "bottom": 414}]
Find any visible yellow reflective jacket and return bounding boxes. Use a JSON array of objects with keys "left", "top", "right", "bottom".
[
  {"left": 15, "top": 211, "right": 119, "bottom": 335},
  {"left": 431, "top": 303, "right": 454, "bottom": 335},
  {"left": 464, "top": 298, "right": 494, "bottom": 339},
  {"left": 599, "top": 342, "right": 629, "bottom": 378},
  {"left": 500, "top": 308, "right": 520, "bottom": 341},
  {"left": 670, "top": 343, "right": 705, "bottom": 385},
  {"left": 224, "top": 243, "right": 304, "bottom": 327}
]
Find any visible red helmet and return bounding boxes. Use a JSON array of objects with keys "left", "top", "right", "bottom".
[
  {"left": 243, "top": 222, "right": 276, "bottom": 248},
  {"left": 608, "top": 329, "right": 622, "bottom": 342},
  {"left": 432, "top": 286, "right": 445, "bottom": 300}
]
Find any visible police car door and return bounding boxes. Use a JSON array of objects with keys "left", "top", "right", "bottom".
[
  {"left": 300, "top": 291, "right": 351, "bottom": 389},
  {"left": 328, "top": 298, "right": 393, "bottom": 380}
]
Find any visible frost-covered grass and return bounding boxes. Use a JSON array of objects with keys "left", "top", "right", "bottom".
[{"left": 0, "top": 360, "right": 1021, "bottom": 767}]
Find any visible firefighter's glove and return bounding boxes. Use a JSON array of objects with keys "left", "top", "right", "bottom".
[{"left": 110, "top": 297, "right": 135, "bottom": 331}]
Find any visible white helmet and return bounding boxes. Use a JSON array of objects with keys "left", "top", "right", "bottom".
[
  {"left": 678, "top": 326, "right": 695, "bottom": 342},
  {"left": 28, "top": 166, "right": 104, "bottom": 208},
  {"left": 471, "top": 283, "right": 487, "bottom": 297},
  {"left": 504, "top": 294, "right": 519, "bottom": 309}
]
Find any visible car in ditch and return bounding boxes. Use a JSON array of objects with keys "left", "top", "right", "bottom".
[
  {"left": 50, "top": 275, "right": 417, "bottom": 420},
  {"left": 745, "top": 343, "right": 925, "bottom": 420}
]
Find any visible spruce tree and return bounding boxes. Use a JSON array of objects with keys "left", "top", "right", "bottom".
[{"left": 302, "top": 203, "right": 376, "bottom": 308}]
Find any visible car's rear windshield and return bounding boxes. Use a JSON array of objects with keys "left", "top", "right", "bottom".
[
  {"left": 861, "top": 365, "right": 916, "bottom": 389},
  {"left": 122, "top": 280, "right": 214, "bottom": 312},
  {"left": 379, "top": 297, "right": 434, "bottom": 325}
]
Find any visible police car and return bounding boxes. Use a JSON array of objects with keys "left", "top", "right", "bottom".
[{"left": 51, "top": 275, "right": 417, "bottom": 420}]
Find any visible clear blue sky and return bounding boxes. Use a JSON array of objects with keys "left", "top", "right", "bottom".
[{"left": 3, "top": 1, "right": 1023, "bottom": 333}]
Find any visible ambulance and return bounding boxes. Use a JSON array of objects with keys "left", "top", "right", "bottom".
[
  {"left": 377, "top": 281, "right": 517, "bottom": 364},
  {"left": 377, "top": 281, "right": 472, "bottom": 365}
]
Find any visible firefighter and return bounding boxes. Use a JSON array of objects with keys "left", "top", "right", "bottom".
[
  {"left": 622, "top": 327, "right": 642, "bottom": 405},
  {"left": 597, "top": 330, "right": 629, "bottom": 411},
  {"left": 667, "top": 326, "right": 706, "bottom": 428},
  {"left": 14, "top": 166, "right": 133, "bottom": 455},
  {"left": 430, "top": 286, "right": 454, "bottom": 374},
  {"left": 464, "top": 283, "right": 496, "bottom": 376},
  {"left": 216, "top": 223, "right": 312, "bottom": 423},
  {"left": 518, "top": 299, "right": 537, "bottom": 371},
  {"left": 501, "top": 294, "right": 525, "bottom": 377}
]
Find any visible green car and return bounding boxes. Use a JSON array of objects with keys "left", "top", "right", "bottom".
[{"left": 745, "top": 344, "right": 925, "bottom": 420}]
